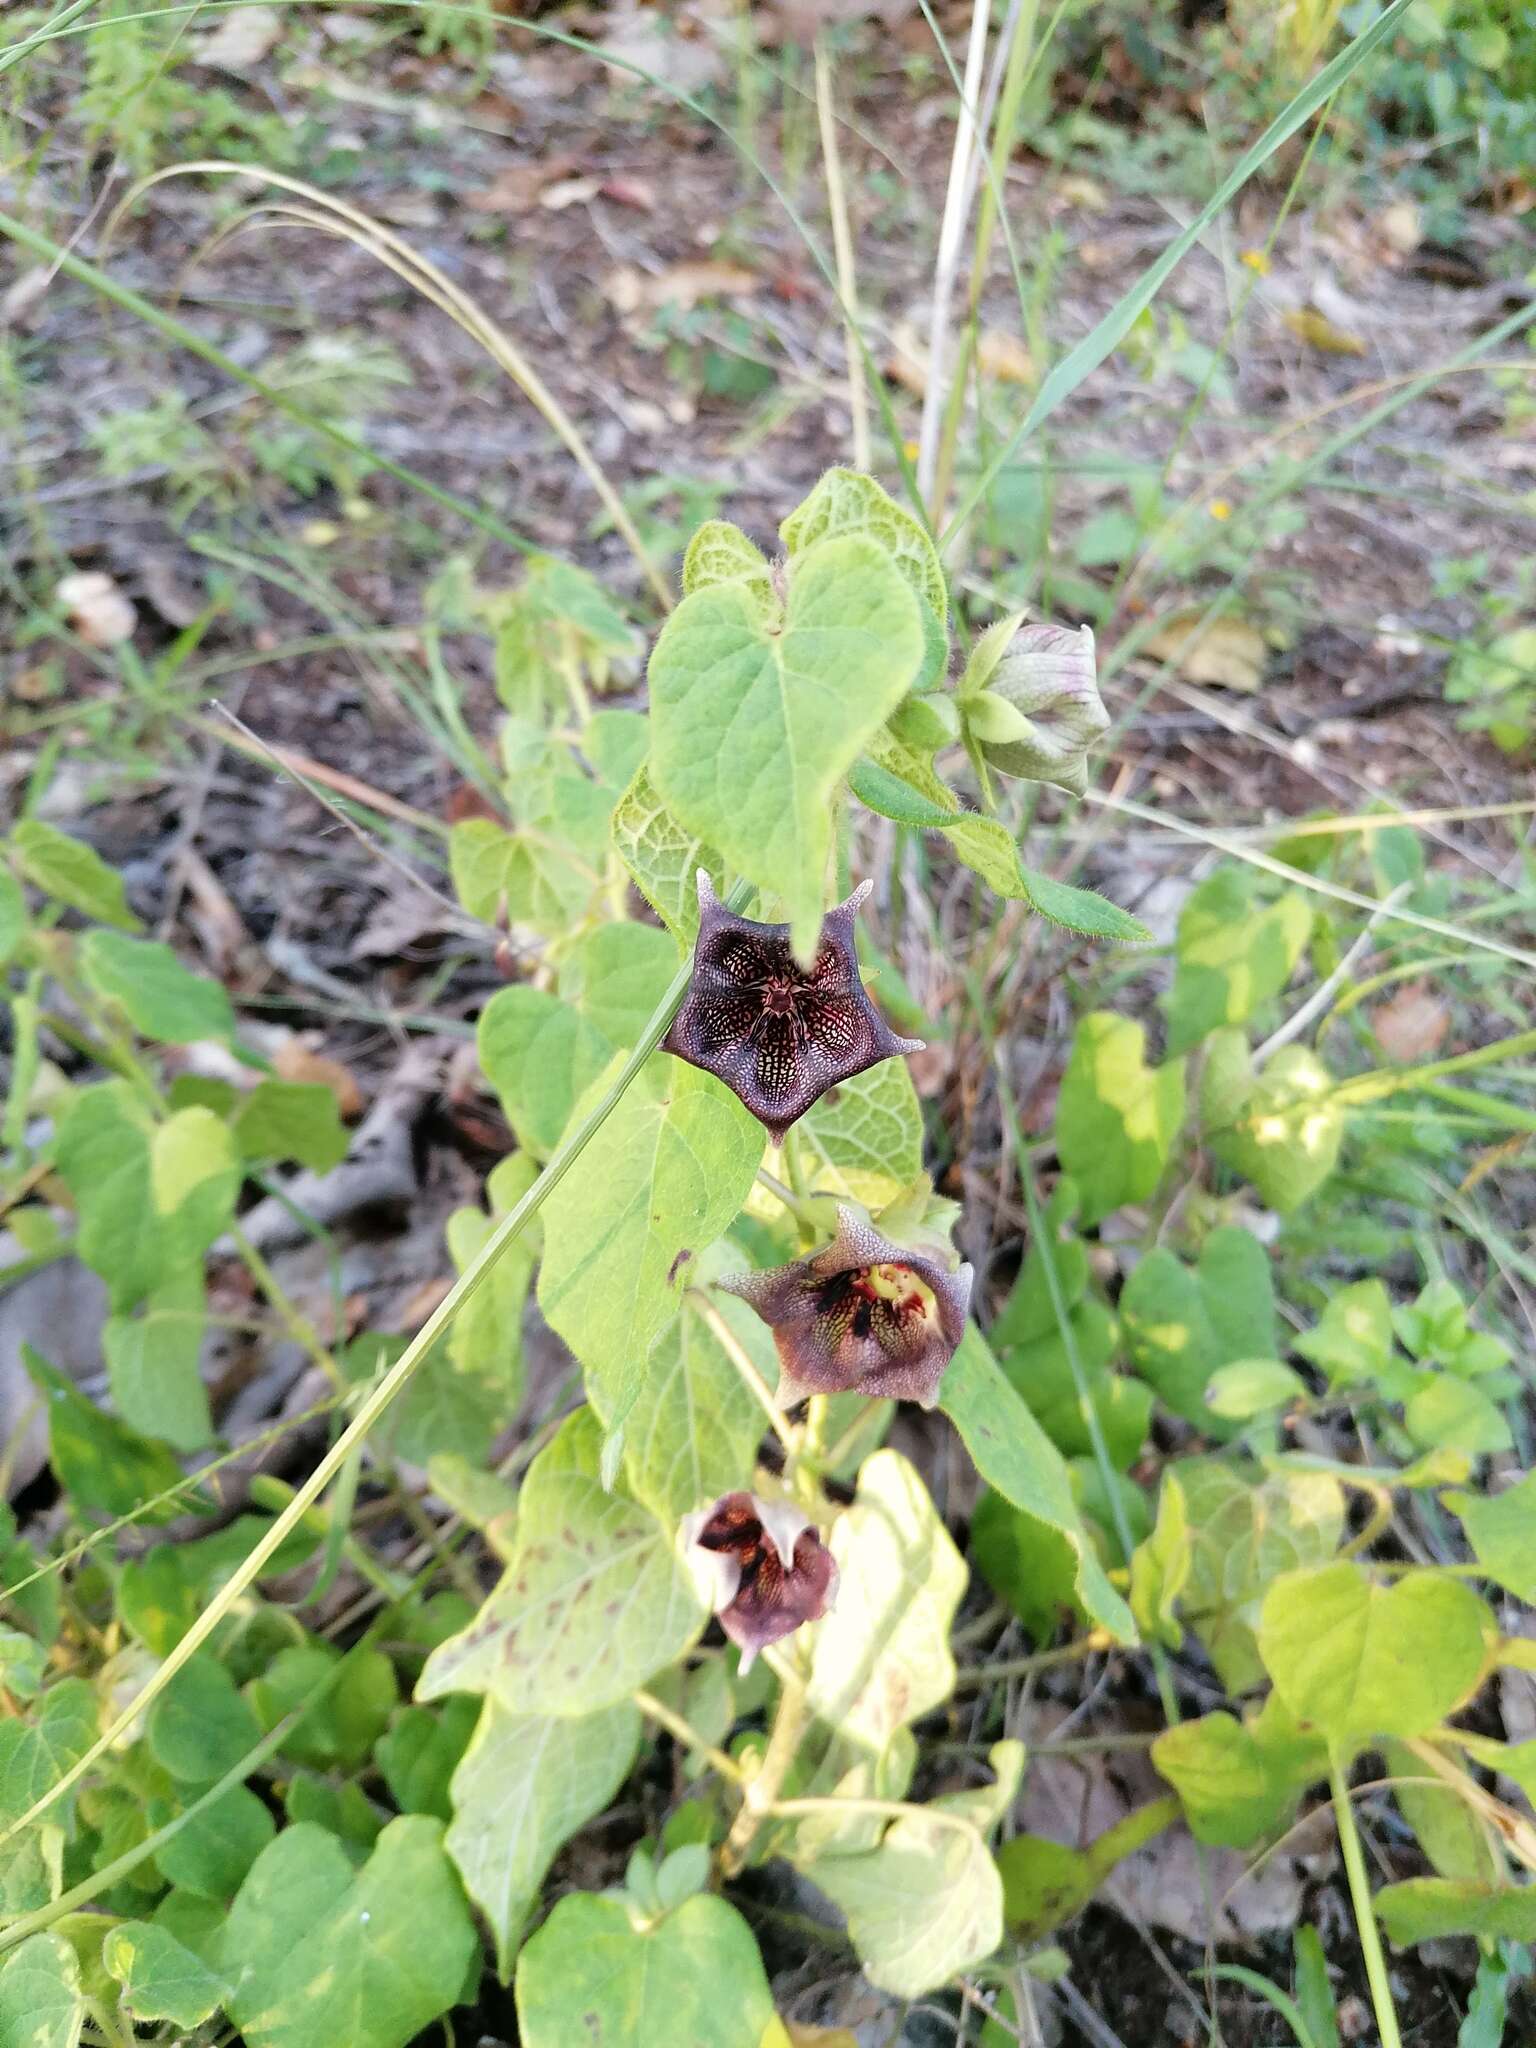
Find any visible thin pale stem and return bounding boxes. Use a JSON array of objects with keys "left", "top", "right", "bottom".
[
  {"left": 634, "top": 1688, "right": 746, "bottom": 1786},
  {"left": 1329, "top": 1750, "right": 1403, "bottom": 2048},
  {"left": 916, "top": 0, "right": 991, "bottom": 512},
  {"left": 950, "top": 1633, "right": 1108, "bottom": 1690},
  {"left": 720, "top": 1669, "right": 809, "bottom": 1876},
  {"left": 814, "top": 36, "right": 869, "bottom": 472},
  {"left": 689, "top": 1293, "right": 797, "bottom": 1455}
]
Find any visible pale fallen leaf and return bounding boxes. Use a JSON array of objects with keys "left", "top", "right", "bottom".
[
  {"left": 1377, "top": 200, "right": 1422, "bottom": 256},
  {"left": 599, "top": 176, "right": 655, "bottom": 212},
  {"left": 56, "top": 570, "right": 136, "bottom": 648},
  {"left": 178, "top": 847, "right": 247, "bottom": 978},
  {"left": 1372, "top": 983, "right": 1450, "bottom": 1063},
  {"left": 1143, "top": 613, "right": 1268, "bottom": 692},
  {"left": 604, "top": 260, "right": 760, "bottom": 316},
  {"left": 194, "top": 2, "right": 281, "bottom": 69},
  {"left": 540, "top": 176, "right": 601, "bottom": 212},
  {"left": 466, "top": 155, "right": 581, "bottom": 215},
  {"left": 977, "top": 328, "right": 1035, "bottom": 385},
  {"left": 1282, "top": 306, "right": 1367, "bottom": 357},
  {"left": 597, "top": 8, "right": 726, "bottom": 94},
  {"left": 885, "top": 318, "right": 929, "bottom": 396},
  {"left": 273, "top": 1036, "right": 366, "bottom": 1121}
]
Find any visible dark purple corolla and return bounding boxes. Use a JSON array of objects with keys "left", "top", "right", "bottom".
[
  {"left": 662, "top": 874, "right": 922, "bottom": 1142},
  {"left": 722, "top": 1205, "right": 973, "bottom": 1410},
  {"left": 681, "top": 1491, "right": 838, "bottom": 1670}
]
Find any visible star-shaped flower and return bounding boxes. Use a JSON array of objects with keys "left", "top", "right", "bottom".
[
  {"left": 721, "top": 1205, "right": 973, "bottom": 1409},
  {"left": 681, "top": 1491, "right": 837, "bottom": 1670},
  {"left": 662, "top": 875, "right": 922, "bottom": 1141}
]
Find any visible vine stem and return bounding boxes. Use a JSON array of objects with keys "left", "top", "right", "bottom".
[
  {"left": 690, "top": 1294, "right": 797, "bottom": 1456},
  {"left": 634, "top": 1688, "right": 745, "bottom": 1786},
  {"left": 1329, "top": 1749, "right": 1403, "bottom": 2048},
  {"left": 720, "top": 1668, "right": 808, "bottom": 1877},
  {"left": 0, "top": 891, "right": 753, "bottom": 1854}
]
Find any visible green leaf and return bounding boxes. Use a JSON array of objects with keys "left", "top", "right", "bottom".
[
  {"left": 78, "top": 930, "right": 234, "bottom": 1044},
  {"left": 1203, "top": 1036, "right": 1344, "bottom": 1213},
  {"left": 375, "top": 1698, "right": 478, "bottom": 1821},
  {"left": 220, "top": 1817, "right": 477, "bottom": 2048},
  {"left": 1056, "top": 1013, "right": 1184, "bottom": 1224},
  {"left": 536, "top": 1058, "right": 763, "bottom": 1444},
  {"left": 1120, "top": 1226, "right": 1276, "bottom": 1425},
  {"left": 940, "top": 1325, "right": 1135, "bottom": 1641},
  {"left": 1383, "top": 1739, "right": 1499, "bottom": 1886},
  {"left": 1405, "top": 1374, "right": 1512, "bottom": 1458},
  {"left": 582, "top": 709, "right": 651, "bottom": 791},
  {"left": 594, "top": 1296, "right": 764, "bottom": 1524},
  {"left": 989, "top": 1180, "right": 1087, "bottom": 1350},
  {"left": 805, "top": 1448, "right": 968, "bottom": 1752},
  {"left": 1151, "top": 1712, "right": 1296, "bottom": 1848},
  {"left": 848, "top": 755, "right": 959, "bottom": 829},
  {"left": 0, "top": 1678, "right": 99, "bottom": 1831},
  {"left": 563, "top": 920, "right": 678, "bottom": 1048},
  {"left": 103, "top": 1921, "right": 229, "bottom": 2029},
  {"left": 1000, "top": 1298, "right": 1151, "bottom": 1473},
  {"left": 149, "top": 1655, "right": 263, "bottom": 1783},
  {"left": 1016, "top": 865, "right": 1153, "bottom": 943},
  {"left": 154, "top": 1784, "right": 275, "bottom": 1901},
  {"left": 1202, "top": 1357, "right": 1307, "bottom": 1419},
  {"left": 1374, "top": 1878, "right": 1536, "bottom": 1946},
  {"left": 478, "top": 986, "right": 613, "bottom": 1158},
  {"left": 1165, "top": 868, "right": 1312, "bottom": 1053},
  {"left": 787, "top": 1056, "right": 925, "bottom": 1208},
  {"left": 682, "top": 520, "right": 775, "bottom": 610},
  {"left": 0, "top": 867, "right": 26, "bottom": 966},
  {"left": 797, "top": 1742, "right": 1022, "bottom": 2000},
  {"left": 781, "top": 469, "right": 948, "bottom": 626},
  {"left": 997, "top": 1795, "right": 1177, "bottom": 1942},
  {"left": 649, "top": 534, "right": 923, "bottom": 954},
  {"left": 1258, "top": 1563, "right": 1494, "bottom": 1752},
  {"left": 610, "top": 763, "right": 728, "bottom": 947},
  {"left": 53, "top": 1083, "right": 172, "bottom": 1308},
  {"left": 441, "top": 1204, "right": 533, "bottom": 1403},
  {"left": 1295, "top": 1280, "right": 1394, "bottom": 1388},
  {"left": 1150, "top": 1459, "right": 1346, "bottom": 1693},
  {"left": 230, "top": 1081, "right": 350, "bottom": 1172},
  {"left": 102, "top": 1267, "right": 211, "bottom": 1452},
  {"left": 150, "top": 1107, "right": 240, "bottom": 1243},
  {"left": 10, "top": 818, "right": 140, "bottom": 930},
  {"left": 972, "top": 1487, "right": 1087, "bottom": 1640},
  {"left": 0, "top": 1934, "right": 85, "bottom": 2048},
  {"left": 23, "top": 1347, "right": 183, "bottom": 1521},
  {"left": 248, "top": 1645, "right": 397, "bottom": 1771},
  {"left": 446, "top": 1700, "right": 642, "bottom": 1979},
  {"left": 418, "top": 1412, "right": 707, "bottom": 1717},
  {"left": 449, "top": 816, "right": 597, "bottom": 933},
  {"left": 1445, "top": 1471, "right": 1536, "bottom": 1601},
  {"left": 515, "top": 1890, "right": 777, "bottom": 2048}
]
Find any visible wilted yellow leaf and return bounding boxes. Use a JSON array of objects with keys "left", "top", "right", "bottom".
[
  {"left": 977, "top": 328, "right": 1035, "bottom": 385},
  {"left": 1143, "top": 613, "right": 1268, "bottom": 692},
  {"left": 605, "top": 260, "right": 760, "bottom": 316},
  {"left": 1282, "top": 306, "right": 1366, "bottom": 357}
]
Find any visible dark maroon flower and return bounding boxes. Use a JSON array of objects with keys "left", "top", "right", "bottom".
[
  {"left": 661, "top": 874, "right": 922, "bottom": 1142},
  {"left": 681, "top": 1491, "right": 838, "bottom": 1670},
  {"left": 721, "top": 1205, "right": 973, "bottom": 1410}
]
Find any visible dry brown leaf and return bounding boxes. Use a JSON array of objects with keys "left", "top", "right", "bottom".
[
  {"left": 1020, "top": 1714, "right": 1322, "bottom": 1943},
  {"left": 604, "top": 260, "right": 761, "bottom": 316},
  {"left": 178, "top": 848, "right": 248, "bottom": 979},
  {"left": 273, "top": 1036, "right": 366, "bottom": 1121},
  {"left": 194, "top": 2, "right": 281, "bottom": 69},
  {"left": 599, "top": 175, "right": 656, "bottom": 212},
  {"left": 1055, "top": 172, "right": 1109, "bottom": 210},
  {"left": 1282, "top": 306, "right": 1367, "bottom": 357},
  {"left": 1143, "top": 613, "right": 1268, "bottom": 692},
  {"left": 55, "top": 570, "right": 136, "bottom": 648},
  {"left": 2, "top": 266, "right": 51, "bottom": 330},
  {"left": 977, "top": 328, "right": 1035, "bottom": 385},
  {"left": 885, "top": 318, "right": 929, "bottom": 396},
  {"left": 1371, "top": 982, "right": 1450, "bottom": 1063}
]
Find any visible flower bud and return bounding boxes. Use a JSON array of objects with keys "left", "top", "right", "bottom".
[{"left": 963, "top": 620, "right": 1108, "bottom": 796}]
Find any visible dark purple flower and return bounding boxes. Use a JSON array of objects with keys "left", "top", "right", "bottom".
[
  {"left": 661, "top": 875, "right": 922, "bottom": 1142},
  {"left": 722, "top": 1205, "right": 973, "bottom": 1410},
  {"left": 681, "top": 1491, "right": 838, "bottom": 1670}
]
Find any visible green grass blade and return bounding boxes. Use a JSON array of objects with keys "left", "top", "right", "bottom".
[{"left": 939, "top": 0, "right": 1420, "bottom": 551}]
